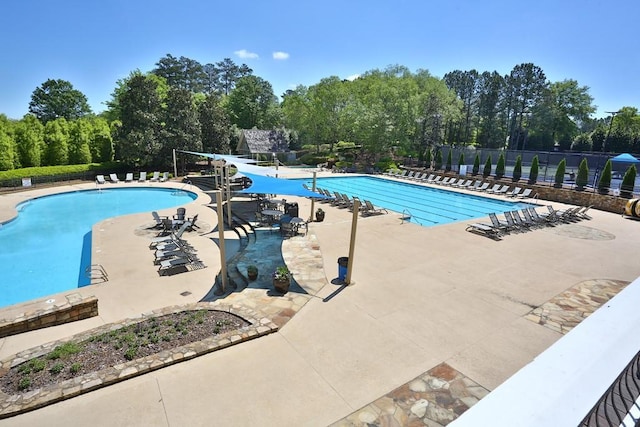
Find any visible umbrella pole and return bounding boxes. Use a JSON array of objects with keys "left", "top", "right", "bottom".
[
  {"left": 310, "top": 171, "right": 317, "bottom": 221},
  {"left": 215, "top": 190, "right": 229, "bottom": 295}
]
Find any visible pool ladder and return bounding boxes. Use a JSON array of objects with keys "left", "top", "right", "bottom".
[
  {"left": 400, "top": 208, "right": 422, "bottom": 226},
  {"left": 86, "top": 264, "right": 109, "bottom": 283},
  {"left": 173, "top": 180, "right": 192, "bottom": 195}
]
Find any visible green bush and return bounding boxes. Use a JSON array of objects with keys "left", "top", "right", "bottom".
[
  {"left": 513, "top": 155, "right": 522, "bottom": 181},
  {"left": 621, "top": 164, "right": 637, "bottom": 196},
  {"left": 424, "top": 149, "right": 432, "bottom": 168},
  {"left": 555, "top": 159, "right": 566, "bottom": 187},
  {"left": 598, "top": 159, "right": 612, "bottom": 192},
  {"left": 495, "top": 153, "right": 505, "bottom": 179},
  {"left": 434, "top": 150, "right": 443, "bottom": 170},
  {"left": 576, "top": 158, "right": 589, "bottom": 188},
  {"left": 298, "top": 153, "right": 327, "bottom": 166},
  {"left": 529, "top": 155, "right": 539, "bottom": 183},
  {"left": 472, "top": 153, "right": 480, "bottom": 175},
  {"left": 482, "top": 155, "right": 492, "bottom": 178},
  {"left": 445, "top": 150, "right": 452, "bottom": 172},
  {"left": 458, "top": 152, "right": 465, "bottom": 171}
]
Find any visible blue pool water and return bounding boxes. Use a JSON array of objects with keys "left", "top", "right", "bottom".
[
  {"left": 0, "top": 188, "right": 197, "bottom": 308},
  {"left": 307, "top": 176, "right": 534, "bottom": 226}
]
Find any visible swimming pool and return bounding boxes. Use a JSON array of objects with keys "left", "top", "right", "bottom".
[
  {"left": 0, "top": 188, "right": 197, "bottom": 308},
  {"left": 307, "top": 176, "right": 534, "bottom": 226}
]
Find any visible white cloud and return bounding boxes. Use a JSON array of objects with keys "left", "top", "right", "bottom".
[
  {"left": 272, "top": 51, "right": 290, "bottom": 60},
  {"left": 346, "top": 74, "right": 360, "bottom": 81},
  {"left": 234, "top": 49, "right": 259, "bottom": 59}
]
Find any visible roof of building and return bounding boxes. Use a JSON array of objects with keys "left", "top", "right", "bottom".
[{"left": 240, "top": 129, "right": 289, "bottom": 153}]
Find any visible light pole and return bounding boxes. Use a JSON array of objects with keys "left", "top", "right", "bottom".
[{"left": 603, "top": 111, "right": 620, "bottom": 153}]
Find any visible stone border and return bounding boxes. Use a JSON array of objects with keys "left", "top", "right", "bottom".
[
  {"left": 0, "top": 295, "right": 99, "bottom": 339},
  {"left": 0, "top": 303, "right": 278, "bottom": 419}
]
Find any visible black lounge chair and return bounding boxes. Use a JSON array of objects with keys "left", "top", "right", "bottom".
[{"left": 465, "top": 223, "right": 502, "bottom": 240}]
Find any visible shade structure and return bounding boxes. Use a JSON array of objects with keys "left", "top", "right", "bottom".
[
  {"left": 236, "top": 172, "right": 330, "bottom": 198},
  {"left": 611, "top": 153, "right": 640, "bottom": 163}
]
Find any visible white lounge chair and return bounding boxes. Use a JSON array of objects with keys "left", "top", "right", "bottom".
[
  {"left": 516, "top": 188, "right": 533, "bottom": 199},
  {"left": 149, "top": 171, "right": 161, "bottom": 182},
  {"left": 159, "top": 172, "right": 169, "bottom": 182},
  {"left": 125, "top": 173, "right": 133, "bottom": 182},
  {"left": 95, "top": 175, "right": 106, "bottom": 185},
  {"left": 138, "top": 171, "right": 147, "bottom": 182},
  {"left": 109, "top": 173, "right": 120, "bottom": 183}
]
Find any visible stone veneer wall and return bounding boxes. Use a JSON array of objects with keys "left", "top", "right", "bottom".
[{"left": 0, "top": 296, "right": 98, "bottom": 339}]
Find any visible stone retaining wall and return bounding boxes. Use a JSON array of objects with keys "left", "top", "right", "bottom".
[{"left": 0, "top": 296, "right": 98, "bottom": 339}]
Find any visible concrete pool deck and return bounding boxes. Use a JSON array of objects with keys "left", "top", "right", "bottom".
[{"left": 0, "top": 173, "right": 639, "bottom": 426}]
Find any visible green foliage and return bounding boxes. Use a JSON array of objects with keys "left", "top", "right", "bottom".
[
  {"left": 29, "top": 79, "right": 92, "bottom": 123},
  {"left": 513, "top": 155, "right": 522, "bottom": 181},
  {"left": 434, "top": 149, "right": 443, "bottom": 170},
  {"left": 68, "top": 119, "right": 92, "bottom": 164},
  {"left": 458, "top": 152, "right": 465, "bottom": 169},
  {"left": 529, "top": 155, "right": 539, "bottom": 183},
  {"left": 70, "top": 363, "right": 82, "bottom": 374},
  {"left": 555, "top": 158, "right": 566, "bottom": 186},
  {"left": 424, "top": 149, "right": 432, "bottom": 168},
  {"left": 0, "top": 163, "right": 118, "bottom": 181},
  {"left": 49, "top": 363, "right": 64, "bottom": 375},
  {"left": 597, "top": 159, "right": 612, "bottom": 191},
  {"left": 19, "top": 377, "right": 31, "bottom": 390},
  {"left": 576, "top": 158, "right": 589, "bottom": 188},
  {"left": 445, "top": 150, "right": 452, "bottom": 171},
  {"left": 43, "top": 118, "right": 69, "bottom": 166},
  {"left": 495, "top": 153, "right": 505, "bottom": 178},
  {"left": 482, "top": 155, "right": 492, "bottom": 178},
  {"left": 14, "top": 114, "right": 44, "bottom": 168},
  {"left": 621, "top": 164, "right": 637, "bottom": 195},
  {"left": 374, "top": 157, "right": 396, "bottom": 172},
  {"left": 472, "top": 153, "right": 480, "bottom": 175},
  {"left": 226, "top": 75, "right": 280, "bottom": 129}
]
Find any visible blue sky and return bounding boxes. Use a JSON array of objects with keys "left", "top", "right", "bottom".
[{"left": 1, "top": 0, "right": 637, "bottom": 120}]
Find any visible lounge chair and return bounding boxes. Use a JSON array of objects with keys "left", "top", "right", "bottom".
[
  {"left": 430, "top": 176, "right": 443, "bottom": 185},
  {"left": 96, "top": 175, "right": 106, "bottom": 185},
  {"left": 174, "top": 207, "right": 186, "bottom": 222},
  {"left": 404, "top": 171, "right": 415, "bottom": 180},
  {"left": 159, "top": 172, "right": 169, "bottom": 182},
  {"left": 529, "top": 207, "right": 556, "bottom": 225},
  {"left": 488, "top": 212, "right": 511, "bottom": 234},
  {"left": 447, "top": 178, "right": 465, "bottom": 187},
  {"left": 138, "top": 171, "right": 147, "bottom": 182},
  {"left": 466, "top": 222, "right": 502, "bottom": 240},
  {"left": 362, "top": 200, "right": 388, "bottom": 216},
  {"left": 575, "top": 206, "right": 592, "bottom": 220},
  {"left": 521, "top": 208, "right": 543, "bottom": 228},
  {"left": 125, "top": 173, "right": 133, "bottom": 182},
  {"left": 154, "top": 248, "right": 198, "bottom": 265},
  {"left": 186, "top": 214, "right": 200, "bottom": 231},
  {"left": 475, "top": 182, "right": 490, "bottom": 192},
  {"left": 109, "top": 173, "right": 120, "bottom": 183},
  {"left": 517, "top": 188, "right": 533, "bottom": 199},
  {"left": 506, "top": 187, "right": 522, "bottom": 197},
  {"left": 150, "top": 211, "right": 169, "bottom": 229},
  {"left": 157, "top": 256, "right": 205, "bottom": 276},
  {"left": 149, "top": 171, "right": 161, "bottom": 182},
  {"left": 149, "top": 221, "right": 191, "bottom": 248},
  {"left": 511, "top": 210, "right": 533, "bottom": 229},
  {"left": 503, "top": 211, "right": 524, "bottom": 232},
  {"left": 421, "top": 174, "right": 436, "bottom": 183},
  {"left": 484, "top": 184, "right": 501, "bottom": 193},
  {"left": 469, "top": 181, "right": 482, "bottom": 191},
  {"left": 454, "top": 180, "right": 473, "bottom": 189}
]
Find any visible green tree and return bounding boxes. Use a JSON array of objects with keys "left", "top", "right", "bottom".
[
  {"left": 576, "top": 158, "right": 589, "bottom": 189},
  {"left": 68, "top": 119, "right": 92, "bottom": 164},
  {"left": 505, "top": 63, "right": 548, "bottom": 150},
  {"left": 443, "top": 69, "right": 479, "bottom": 145},
  {"left": 160, "top": 87, "right": 202, "bottom": 169},
  {"left": 529, "top": 155, "right": 539, "bottom": 183},
  {"left": 152, "top": 54, "right": 206, "bottom": 92},
  {"left": 597, "top": 159, "right": 612, "bottom": 192},
  {"left": 424, "top": 148, "right": 432, "bottom": 169},
  {"left": 571, "top": 133, "right": 592, "bottom": 151},
  {"left": 89, "top": 117, "right": 113, "bottom": 162},
  {"left": 14, "top": 114, "right": 44, "bottom": 167},
  {"left": 458, "top": 152, "right": 465, "bottom": 171},
  {"left": 621, "top": 164, "right": 637, "bottom": 197},
  {"left": 43, "top": 118, "right": 70, "bottom": 165},
  {"left": 476, "top": 71, "right": 505, "bottom": 148},
  {"left": 199, "top": 93, "right": 231, "bottom": 157},
  {"left": 483, "top": 155, "right": 492, "bottom": 178},
  {"left": 472, "top": 153, "right": 480, "bottom": 175},
  {"left": 495, "top": 152, "right": 505, "bottom": 178},
  {"left": 206, "top": 58, "right": 253, "bottom": 95},
  {"left": 554, "top": 158, "right": 566, "bottom": 187},
  {"left": 445, "top": 149, "right": 452, "bottom": 171},
  {"left": 226, "top": 75, "right": 280, "bottom": 129},
  {"left": 513, "top": 155, "right": 522, "bottom": 181},
  {"left": 434, "top": 149, "right": 443, "bottom": 170},
  {"left": 0, "top": 116, "right": 16, "bottom": 170},
  {"left": 29, "top": 79, "right": 92, "bottom": 123}
]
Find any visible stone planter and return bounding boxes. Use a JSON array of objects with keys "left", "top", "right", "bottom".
[
  {"left": 273, "top": 278, "right": 290, "bottom": 294},
  {"left": 315, "top": 211, "right": 325, "bottom": 222}
]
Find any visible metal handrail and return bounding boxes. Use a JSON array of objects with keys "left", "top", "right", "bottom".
[
  {"left": 86, "top": 264, "right": 108, "bottom": 283},
  {"left": 400, "top": 208, "right": 422, "bottom": 225}
]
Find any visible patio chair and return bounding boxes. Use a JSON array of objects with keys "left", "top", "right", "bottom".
[
  {"left": 511, "top": 210, "right": 533, "bottom": 229},
  {"left": 447, "top": 178, "right": 465, "bottom": 187},
  {"left": 138, "top": 171, "right": 147, "bottom": 182},
  {"left": 506, "top": 187, "right": 522, "bottom": 197},
  {"left": 149, "top": 171, "right": 161, "bottom": 182},
  {"left": 468, "top": 180, "right": 482, "bottom": 191},
  {"left": 149, "top": 221, "right": 191, "bottom": 248},
  {"left": 488, "top": 212, "right": 511, "bottom": 234},
  {"left": 484, "top": 184, "right": 501, "bottom": 193},
  {"left": 95, "top": 175, "right": 106, "bottom": 185},
  {"left": 159, "top": 172, "right": 169, "bottom": 182},
  {"left": 465, "top": 222, "right": 502, "bottom": 240},
  {"left": 575, "top": 205, "right": 592, "bottom": 220},
  {"left": 109, "top": 173, "right": 120, "bottom": 183},
  {"left": 362, "top": 200, "right": 388, "bottom": 216},
  {"left": 522, "top": 208, "right": 543, "bottom": 228},
  {"left": 529, "top": 207, "right": 557, "bottom": 225},
  {"left": 494, "top": 185, "right": 511, "bottom": 195},
  {"left": 516, "top": 188, "right": 533, "bottom": 198},
  {"left": 150, "top": 211, "right": 169, "bottom": 229},
  {"left": 154, "top": 248, "right": 198, "bottom": 265},
  {"left": 404, "top": 171, "right": 415, "bottom": 180},
  {"left": 158, "top": 256, "right": 205, "bottom": 276},
  {"left": 185, "top": 214, "right": 200, "bottom": 231},
  {"left": 430, "top": 176, "right": 443, "bottom": 185},
  {"left": 173, "top": 207, "right": 186, "bottom": 222},
  {"left": 125, "top": 172, "right": 134, "bottom": 182},
  {"left": 422, "top": 174, "right": 436, "bottom": 183},
  {"left": 454, "top": 180, "right": 473, "bottom": 189},
  {"left": 503, "top": 211, "right": 525, "bottom": 232},
  {"left": 475, "top": 182, "right": 490, "bottom": 192}
]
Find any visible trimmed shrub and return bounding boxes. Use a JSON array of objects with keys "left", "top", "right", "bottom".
[
  {"left": 434, "top": 149, "right": 443, "bottom": 170},
  {"left": 512, "top": 155, "right": 522, "bottom": 182},
  {"left": 575, "top": 158, "right": 589, "bottom": 189},
  {"left": 445, "top": 150, "right": 452, "bottom": 171},
  {"left": 482, "top": 155, "right": 492, "bottom": 178},
  {"left": 621, "top": 164, "right": 637, "bottom": 197},
  {"left": 555, "top": 159, "right": 566, "bottom": 187},
  {"left": 458, "top": 152, "right": 465, "bottom": 171},
  {"left": 472, "top": 153, "right": 480, "bottom": 175},
  {"left": 598, "top": 159, "right": 612, "bottom": 192},
  {"left": 495, "top": 153, "right": 505, "bottom": 179},
  {"left": 529, "top": 155, "right": 539, "bottom": 184},
  {"left": 424, "top": 149, "right": 432, "bottom": 169}
]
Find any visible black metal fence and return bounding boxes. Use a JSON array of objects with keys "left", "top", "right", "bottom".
[{"left": 579, "top": 349, "right": 640, "bottom": 426}]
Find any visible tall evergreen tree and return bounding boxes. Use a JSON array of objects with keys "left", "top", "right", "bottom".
[{"left": 29, "top": 79, "right": 91, "bottom": 123}]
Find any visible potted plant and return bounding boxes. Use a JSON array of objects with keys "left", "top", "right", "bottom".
[
  {"left": 495, "top": 153, "right": 506, "bottom": 179},
  {"left": 620, "top": 164, "right": 637, "bottom": 198},
  {"left": 529, "top": 155, "right": 539, "bottom": 184},
  {"left": 597, "top": 159, "right": 613, "bottom": 194},
  {"left": 554, "top": 158, "right": 566, "bottom": 188},
  {"left": 272, "top": 266, "right": 291, "bottom": 293},
  {"left": 472, "top": 153, "right": 480, "bottom": 176},
  {"left": 315, "top": 207, "right": 325, "bottom": 222},
  {"left": 247, "top": 265, "right": 258, "bottom": 281},
  {"left": 482, "top": 155, "right": 492, "bottom": 178},
  {"left": 512, "top": 155, "right": 522, "bottom": 182},
  {"left": 575, "top": 158, "right": 589, "bottom": 190}
]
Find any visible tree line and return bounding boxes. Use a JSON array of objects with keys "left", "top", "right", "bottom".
[{"left": 0, "top": 54, "right": 639, "bottom": 172}]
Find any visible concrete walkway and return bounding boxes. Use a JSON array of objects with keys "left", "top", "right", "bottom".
[{"left": 1, "top": 174, "right": 639, "bottom": 426}]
